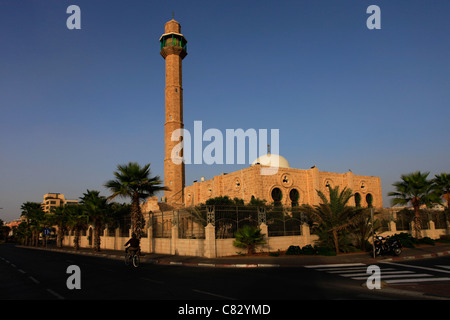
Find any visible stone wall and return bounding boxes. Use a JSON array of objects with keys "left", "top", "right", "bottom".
[{"left": 183, "top": 165, "right": 383, "bottom": 209}]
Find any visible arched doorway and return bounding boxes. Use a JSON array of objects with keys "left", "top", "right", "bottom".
[
  {"left": 289, "top": 189, "right": 299, "bottom": 207},
  {"left": 366, "top": 193, "right": 373, "bottom": 208},
  {"left": 354, "top": 193, "right": 361, "bottom": 207},
  {"left": 271, "top": 187, "right": 282, "bottom": 206}
]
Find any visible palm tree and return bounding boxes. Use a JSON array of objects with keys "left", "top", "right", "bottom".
[
  {"left": 66, "top": 204, "right": 88, "bottom": 250},
  {"left": 352, "top": 209, "right": 381, "bottom": 252},
  {"left": 433, "top": 173, "right": 450, "bottom": 211},
  {"left": 79, "top": 190, "right": 110, "bottom": 251},
  {"left": 233, "top": 225, "right": 266, "bottom": 255},
  {"left": 20, "top": 202, "right": 45, "bottom": 246},
  {"left": 104, "top": 162, "right": 167, "bottom": 239},
  {"left": 300, "top": 186, "right": 363, "bottom": 255},
  {"left": 48, "top": 206, "right": 70, "bottom": 248},
  {"left": 388, "top": 171, "right": 441, "bottom": 238}
]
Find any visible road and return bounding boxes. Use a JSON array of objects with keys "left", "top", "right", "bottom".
[{"left": 1, "top": 244, "right": 449, "bottom": 302}]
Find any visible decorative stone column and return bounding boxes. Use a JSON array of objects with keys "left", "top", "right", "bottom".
[
  {"left": 204, "top": 223, "right": 216, "bottom": 258},
  {"left": 301, "top": 224, "right": 311, "bottom": 246},
  {"left": 259, "top": 222, "right": 269, "bottom": 252},
  {"left": 171, "top": 225, "right": 178, "bottom": 255}
]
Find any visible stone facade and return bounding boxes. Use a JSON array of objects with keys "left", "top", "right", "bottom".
[
  {"left": 159, "top": 19, "right": 383, "bottom": 209},
  {"left": 183, "top": 164, "right": 383, "bottom": 208}
]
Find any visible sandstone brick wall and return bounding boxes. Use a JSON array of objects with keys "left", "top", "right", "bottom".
[{"left": 183, "top": 165, "right": 383, "bottom": 208}]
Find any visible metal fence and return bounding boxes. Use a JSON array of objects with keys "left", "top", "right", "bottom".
[
  {"left": 149, "top": 206, "right": 448, "bottom": 240},
  {"left": 178, "top": 205, "right": 309, "bottom": 238},
  {"left": 150, "top": 209, "right": 206, "bottom": 239},
  {"left": 266, "top": 206, "right": 306, "bottom": 237},
  {"left": 381, "top": 209, "right": 449, "bottom": 232},
  {"left": 178, "top": 209, "right": 206, "bottom": 239},
  {"left": 151, "top": 211, "right": 174, "bottom": 238},
  {"left": 213, "top": 206, "right": 260, "bottom": 239}
]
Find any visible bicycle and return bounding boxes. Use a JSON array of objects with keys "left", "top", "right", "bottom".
[{"left": 124, "top": 248, "right": 140, "bottom": 267}]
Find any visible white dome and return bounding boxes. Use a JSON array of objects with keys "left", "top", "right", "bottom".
[{"left": 251, "top": 154, "right": 290, "bottom": 169}]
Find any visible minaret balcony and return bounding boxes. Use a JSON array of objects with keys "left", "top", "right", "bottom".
[{"left": 160, "top": 33, "right": 187, "bottom": 52}]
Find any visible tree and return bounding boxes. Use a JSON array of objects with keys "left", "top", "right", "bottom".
[
  {"left": 14, "top": 222, "right": 29, "bottom": 245},
  {"left": 352, "top": 209, "right": 381, "bottom": 252},
  {"left": 48, "top": 206, "right": 70, "bottom": 248},
  {"left": 300, "top": 186, "right": 363, "bottom": 255},
  {"left": 104, "top": 162, "right": 167, "bottom": 239},
  {"left": 66, "top": 204, "right": 88, "bottom": 250},
  {"left": 388, "top": 171, "right": 441, "bottom": 238},
  {"left": 79, "top": 190, "right": 110, "bottom": 252},
  {"left": 433, "top": 173, "right": 450, "bottom": 211},
  {"left": 0, "top": 219, "right": 11, "bottom": 242},
  {"left": 233, "top": 225, "right": 266, "bottom": 255},
  {"left": 20, "top": 202, "right": 45, "bottom": 246}
]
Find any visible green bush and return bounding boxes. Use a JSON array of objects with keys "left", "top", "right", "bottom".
[
  {"left": 269, "top": 250, "right": 281, "bottom": 257},
  {"left": 438, "top": 235, "right": 450, "bottom": 243},
  {"left": 285, "top": 245, "right": 302, "bottom": 255},
  {"left": 417, "top": 237, "right": 435, "bottom": 246},
  {"left": 316, "top": 246, "right": 336, "bottom": 256},
  {"left": 301, "top": 245, "right": 317, "bottom": 255},
  {"left": 389, "top": 233, "right": 416, "bottom": 248}
]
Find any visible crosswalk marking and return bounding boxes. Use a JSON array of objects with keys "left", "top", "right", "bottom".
[
  {"left": 386, "top": 277, "right": 450, "bottom": 284},
  {"left": 381, "top": 261, "right": 450, "bottom": 274},
  {"left": 305, "top": 263, "right": 450, "bottom": 285},
  {"left": 327, "top": 268, "right": 395, "bottom": 273},
  {"left": 341, "top": 270, "right": 415, "bottom": 277},
  {"left": 435, "top": 265, "right": 450, "bottom": 270},
  {"left": 352, "top": 273, "right": 432, "bottom": 280},
  {"left": 321, "top": 267, "right": 369, "bottom": 272}
]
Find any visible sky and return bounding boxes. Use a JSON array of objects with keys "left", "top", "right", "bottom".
[{"left": 1, "top": 0, "right": 449, "bottom": 222}]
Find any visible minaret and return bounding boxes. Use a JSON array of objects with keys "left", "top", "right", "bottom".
[{"left": 160, "top": 19, "right": 187, "bottom": 205}]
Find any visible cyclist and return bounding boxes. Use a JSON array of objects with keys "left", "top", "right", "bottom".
[{"left": 124, "top": 233, "right": 140, "bottom": 256}]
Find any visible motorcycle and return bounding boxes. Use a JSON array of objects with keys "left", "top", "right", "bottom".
[{"left": 374, "top": 235, "right": 402, "bottom": 256}]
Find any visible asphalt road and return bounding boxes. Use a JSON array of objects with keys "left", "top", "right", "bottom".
[{"left": 1, "top": 244, "right": 449, "bottom": 303}]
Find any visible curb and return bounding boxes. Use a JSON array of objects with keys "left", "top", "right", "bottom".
[
  {"left": 152, "top": 260, "right": 283, "bottom": 268},
  {"left": 16, "top": 245, "right": 450, "bottom": 268},
  {"left": 379, "top": 250, "right": 450, "bottom": 263}
]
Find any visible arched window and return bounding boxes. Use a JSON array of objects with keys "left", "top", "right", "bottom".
[
  {"left": 271, "top": 188, "right": 282, "bottom": 206},
  {"left": 366, "top": 193, "right": 373, "bottom": 208},
  {"left": 289, "top": 189, "right": 299, "bottom": 207},
  {"left": 354, "top": 193, "right": 361, "bottom": 207}
]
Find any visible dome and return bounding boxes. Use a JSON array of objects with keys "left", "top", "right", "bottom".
[{"left": 251, "top": 154, "right": 290, "bottom": 169}]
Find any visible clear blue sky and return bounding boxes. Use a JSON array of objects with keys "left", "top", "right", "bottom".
[{"left": 1, "top": 0, "right": 449, "bottom": 221}]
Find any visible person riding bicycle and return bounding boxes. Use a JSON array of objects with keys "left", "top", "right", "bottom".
[{"left": 125, "top": 233, "right": 140, "bottom": 256}]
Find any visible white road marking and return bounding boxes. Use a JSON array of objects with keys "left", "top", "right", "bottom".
[
  {"left": 28, "top": 276, "right": 40, "bottom": 284},
  {"left": 381, "top": 261, "right": 450, "bottom": 274},
  {"left": 327, "top": 268, "right": 395, "bottom": 273},
  {"left": 341, "top": 270, "right": 415, "bottom": 277},
  {"left": 435, "top": 265, "right": 450, "bottom": 270},
  {"left": 352, "top": 273, "right": 432, "bottom": 280},
  {"left": 46, "top": 289, "right": 64, "bottom": 300},
  {"left": 386, "top": 277, "right": 450, "bottom": 284}
]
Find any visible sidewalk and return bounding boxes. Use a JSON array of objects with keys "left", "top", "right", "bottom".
[{"left": 21, "top": 243, "right": 450, "bottom": 268}]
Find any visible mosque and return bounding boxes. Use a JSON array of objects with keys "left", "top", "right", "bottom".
[{"left": 156, "top": 18, "right": 382, "bottom": 210}]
